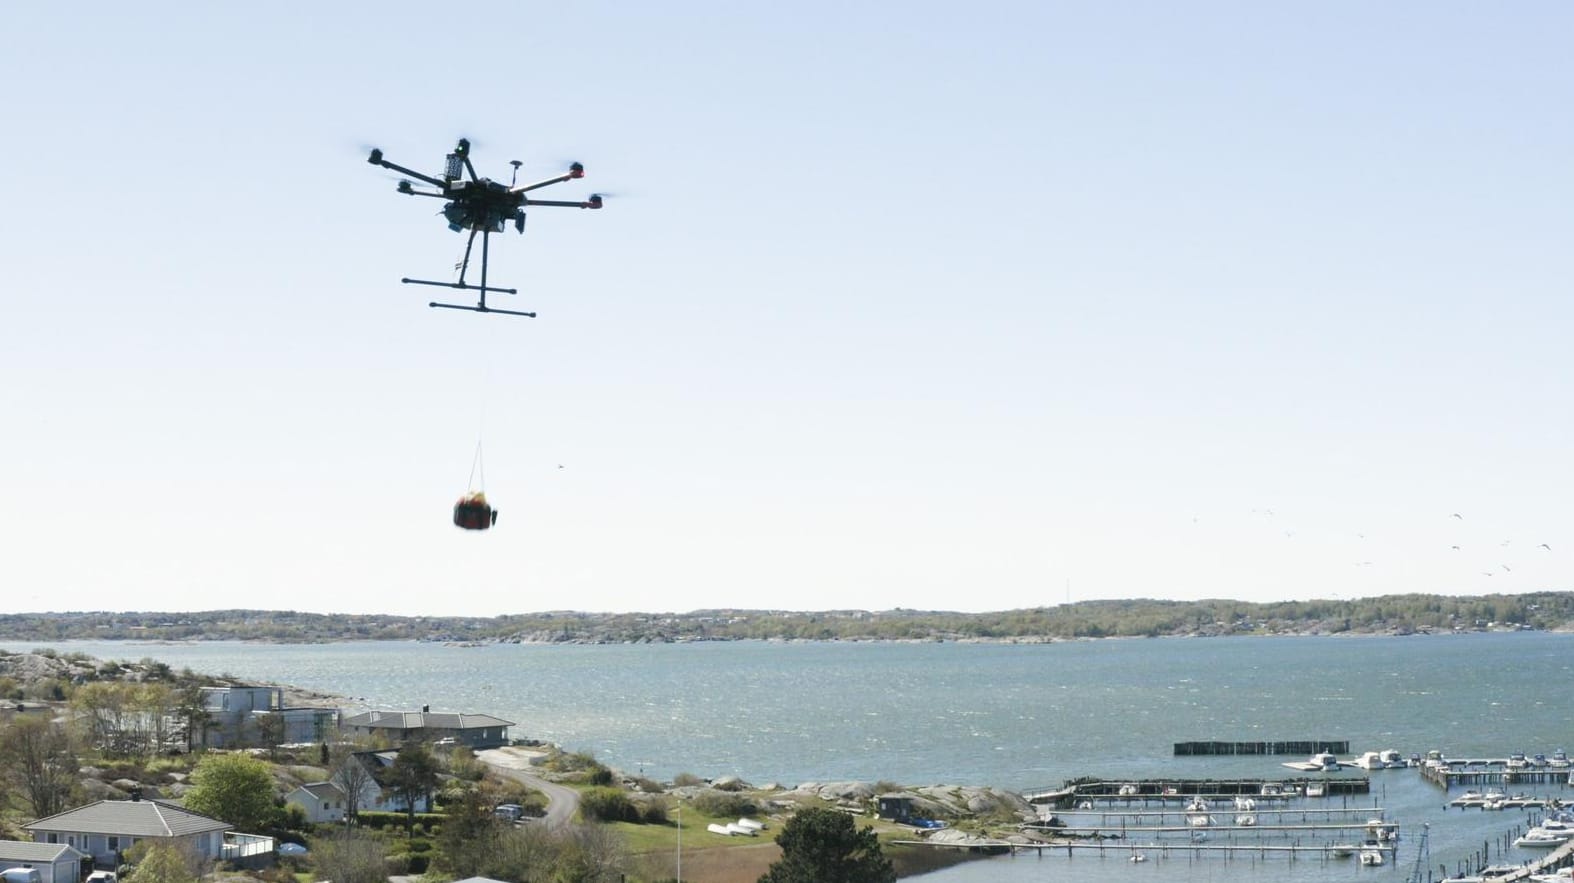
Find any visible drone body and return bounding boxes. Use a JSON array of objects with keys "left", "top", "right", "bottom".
[{"left": 368, "top": 138, "right": 602, "bottom": 317}]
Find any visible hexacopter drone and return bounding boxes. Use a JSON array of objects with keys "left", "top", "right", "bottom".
[{"left": 368, "top": 138, "right": 602, "bottom": 317}]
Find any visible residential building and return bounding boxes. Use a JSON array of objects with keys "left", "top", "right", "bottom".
[
  {"left": 338, "top": 751, "right": 431, "bottom": 814},
  {"left": 339, "top": 707, "right": 512, "bottom": 748},
  {"left": 284, "top": 782, "right": 347, "bottom": 825},
  {"left": 199, "top": 686, "right": 337, "bottom": 748},
  {"left": 22, "top": 798, "right": 231, "bottom": 868},
  {"left": 0, "top": 840, "right": 88, "bottom": 883}
]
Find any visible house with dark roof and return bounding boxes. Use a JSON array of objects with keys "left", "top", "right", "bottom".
[
  {"left": 340, "top": 707, "right": 513, "bottom": 748},
  {"left": 21, "top": 797, "right": 271, "bottom": 869},
  {"left": 0, "top": 839, "right": 89, "bottom": 883}
]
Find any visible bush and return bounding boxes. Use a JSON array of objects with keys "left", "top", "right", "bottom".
[
  {"left": 579, "top": 787, "right": 640, "bottom": 823},
  {"left": 588, "top": 766, "right": 614, "bottom": 786},
  {"left": 640, "top": 801, "right": 669, "bottom": 825},
  {"left": 672, "top": 772, "right": 704, "bottom": 787},
  {"left": 690, "top": 790, "right": 758, "bottom": 818}
]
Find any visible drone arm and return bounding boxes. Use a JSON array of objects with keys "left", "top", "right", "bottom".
[
  {"left": 368, "top": 153, "right": 447, "bottom": 188},
  {"left": 524, "top": 196, "right": 603, "bottom": 209},
  {"left": 510, "top": 162, "right": 586, "bottom": 194}
]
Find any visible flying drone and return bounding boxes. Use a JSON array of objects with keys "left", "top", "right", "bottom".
[{"left": 368, "top": 138, "right": 602, "bottom": 317}]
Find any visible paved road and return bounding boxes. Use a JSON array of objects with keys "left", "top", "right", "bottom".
[{"left": 476, "top": 747, "right": 580, "bottom": 830}]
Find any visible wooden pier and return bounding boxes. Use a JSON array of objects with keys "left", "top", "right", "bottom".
[{"left": 1174, "top": 739, "right": 1350, "bottom": 757}]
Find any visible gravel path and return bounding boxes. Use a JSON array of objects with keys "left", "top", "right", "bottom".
[{"left": 475, "top": 747, "right": 581, "bottom": 830}]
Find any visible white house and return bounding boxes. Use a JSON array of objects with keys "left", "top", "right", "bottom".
[
  {"left": 0, "top": 840, "right": 88, "bottom": 883},
  {"left": 339, "top": 752, "right": 431, "bottom": 814},
  {"left": 23, "top": 798, "right": 232, "bottom": 868},
  {"left": 285, "top": 782, "right": 347, "bottom": 825}
]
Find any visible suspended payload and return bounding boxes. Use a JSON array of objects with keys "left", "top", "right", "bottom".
[{"left": 453, "top": 492, "right": 498, "bottom": 531}]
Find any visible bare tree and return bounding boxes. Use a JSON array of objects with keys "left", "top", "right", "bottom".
[
  {"left": 257, "top": 713, "right": 285, "bottom": 760},
  {"left": 331, "top": 750, "right": 377, "bottom": 825},
  {"left": 0, "top": 716, "right": 79, "bottom": 817}
]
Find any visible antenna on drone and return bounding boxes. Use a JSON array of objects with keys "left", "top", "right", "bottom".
[{"left": 510, "top": 160, "right": 522, "bottom": 187}]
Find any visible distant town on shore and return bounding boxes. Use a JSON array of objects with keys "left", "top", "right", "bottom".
[{"left": 1, "top": 592, "right": 1571, "bottom": 644}]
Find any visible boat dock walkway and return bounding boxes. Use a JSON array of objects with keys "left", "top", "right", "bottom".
[
  {"left": 1421, "top": 762, "right": 1574, "bottom": 791},
  {"left": 895, "top": 838, "right": 1397, "bottom": 861},
  {"left": 1022, "top": 776, "right": 1370, "bottom": 805}
]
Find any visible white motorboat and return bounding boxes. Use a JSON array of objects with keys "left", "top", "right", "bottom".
[
  {"left": 1305, "top": 782, "right": 1326, "bottom": 798},
  {"left": 1282, "top": 752, "right": 1340, "bottom": 772},
  {"left": 1379, "top": 749, "right": 1407, "bottom": 767},
  {"left": 1360, "top": 849, "right": 1384, "bottom": 866},
  {"left": 1353, "top": 751, "right": 1387, "bottom": 770},
  {"left": 1330, "top": 844, "right": 1358, "bottom": 858},
  {"left": 1515, "top": 828, "right": 1570, "bottom": 848},
  {"left": 1185, "top": 797, "right": 1210, "bottom": 812},
  {"left": 1234, "top": 814, "right": 1257, "bottom": 826}
]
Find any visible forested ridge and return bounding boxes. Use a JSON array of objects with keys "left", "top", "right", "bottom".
[{"left": 1, "top": 592, "right": 1570, "bottom": 644}]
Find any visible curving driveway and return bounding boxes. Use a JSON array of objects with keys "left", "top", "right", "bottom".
[{"left": 476, "top": 747, "right": 580, "bottom": 830}]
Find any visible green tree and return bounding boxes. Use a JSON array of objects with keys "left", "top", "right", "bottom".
[
  {"left": 435, "top": 788, "right": 504, "bottom": 878},
  {"left": 124, "top": 842, "right": 198, "bottom": 883},
  {"left": 183, "top": 752, "right": 277, "bottom": 832},
  {"left": 758, "top": 807, "right": 895, "bottom": 883},
  {"left": 385, "top": 741, "right": 440, "bottom": 835}
]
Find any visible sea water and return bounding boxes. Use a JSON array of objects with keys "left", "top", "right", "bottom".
[{"left": 6, "top": 632, "right": 1572, "bottom": 881}]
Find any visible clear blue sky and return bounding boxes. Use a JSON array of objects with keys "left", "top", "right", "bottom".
[{"left": 2, "top": 2, "right": 1570, "bottom": 616}]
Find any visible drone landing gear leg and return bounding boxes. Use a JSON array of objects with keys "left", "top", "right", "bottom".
[{"left": 402, "top": 228, "right": 536, "bottom": 318}]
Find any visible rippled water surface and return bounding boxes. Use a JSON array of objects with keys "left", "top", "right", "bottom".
[{"left": 7, "top": 632, "right": 1572, "bottom": 882}]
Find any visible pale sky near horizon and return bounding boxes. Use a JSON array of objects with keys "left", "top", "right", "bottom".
[{"left": 2, "top": 2, "right": 1571, "bottom": 617}]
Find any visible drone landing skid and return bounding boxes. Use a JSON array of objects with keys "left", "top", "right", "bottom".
[
  {"left": 401, "top": 279, "right": 536, "bottom": 318},
  {"left": 429, "top": 301, "right": 538, "bottom": 318}
]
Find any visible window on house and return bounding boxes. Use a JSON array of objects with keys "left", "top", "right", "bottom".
[
  {"left": 109, "top": 836, "right": 120, "bottom": 850},
  {"left": 47, "top": 834, "right": 58, "bottom": 843}
]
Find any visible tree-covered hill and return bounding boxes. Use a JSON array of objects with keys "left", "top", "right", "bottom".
[{"left": 0, "top": 592, "right": 1570, "bottom": 644}]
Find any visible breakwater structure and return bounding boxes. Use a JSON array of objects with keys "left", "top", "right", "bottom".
[{"left": 1174, "top": 739, "right": 1350, "bottom": 756}]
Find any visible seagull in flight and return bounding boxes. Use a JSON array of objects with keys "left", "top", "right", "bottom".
[
  {"left": 1450, "top": 545, "right": 1461, "bottom": 551},
  {"left": 1451, "top": 513, "right": 1464, "bottom": 519},
  {"left": 1539, "top": 543, "right": 1552, "bottom": 551}
]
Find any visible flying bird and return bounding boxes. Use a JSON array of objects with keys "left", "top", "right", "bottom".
[
  {"left": 1451, "top": 545, "right": 1461, "bottom": 551},
  {"left": 1502, "top": 565, "right": 1512, "bottom": 573},
  {"left": 1539, "top": 543, "right": 1552, "bottom": 551},
  {"left": 1451, "top": 513, "right": 1463, "bottom": 519}
]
